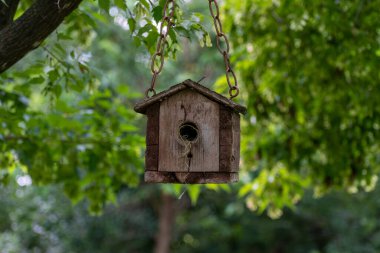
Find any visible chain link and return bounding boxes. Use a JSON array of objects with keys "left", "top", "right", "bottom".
[
  {"left": 146, "top": 0, "right": 239, "bottom": 99},
  {"left": 208, "top": 0, "right": 239, "bottom": 99},
  {"left": 146, "top": 0, "right": 176, "bottom": 98}
]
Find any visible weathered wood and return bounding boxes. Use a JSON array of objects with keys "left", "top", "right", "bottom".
[
  {"left": 159, "top": 89, "right": 220, "bottom": 172},
  {"left": 220, "top": 107, "right": 233, "bottom": 146},
  {"left": 137, "top": 79, "right": 245, "bottom": 184},
  {"left": 146, "top": 104, "right": 160, "bottom": 145},
  {"left": 146, "top": 145, "right": 158, "bottom": 171},
  {"left": 145, "top": 104, "right": 159, "bottom": 171},
  {"left": 220, "top": 106, "right": 232, "bottom": 172},
  {"left": 134, "top": 79, "right": 247, "bottom": 115},
  {"left": 220, "top": 145, "right": 232, "bottom": 172},
  {"left": 145, "top": 171, "right": 239, "bottom": 184},
  {"left": 219, "top": 105, "right": 240, "bottom": 172},
  {"left": 231, "top": 112, "right": 240, "bottom": 172},
  {"left": 220, "top": 107, "right": 233, "bottom": 127}
]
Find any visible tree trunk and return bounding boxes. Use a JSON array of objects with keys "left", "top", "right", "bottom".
[
  {"left": 0, "top": 0, "right": 82, "bottom": 73},
  {"left": 154, "top": 193, "right": 176, "bottom": 253},
  {"left": 0, "top": 0, "right": 20, "bottom": 30}
]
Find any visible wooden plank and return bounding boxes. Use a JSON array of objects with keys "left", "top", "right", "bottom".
[
  {"left": 159, "top": 89, "right": 220, "bottom": 172},
  {"left": 219, "top": 145, "right": 232, "bottom": 172},
  {"left": 231, "top": 112, "right": 240, "bottom": 172},
  {"left": 146, "top": 105, "right": 159, "bottom": 145},
  {"left": 220, "top": 107, "right": 233, "bottom": 129},
  {"left": 134, "top": 84, "right": 187, "bottom": 114},
  {"left": 219, "top": 106, "right": 240, "bottom": 172},
  {"left": 145, "top": 145, "right": 158, "bottom": 171},
  {"left": 182, "top": 80, "right": 246, "bottom": 115},
  {"left": 219, "top": 107, "right": 233, "bottom": 146},
  {"left": 145, "top": 171, "right": 239, "bottom": 184}
]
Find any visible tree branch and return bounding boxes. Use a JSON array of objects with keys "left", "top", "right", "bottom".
[
  {"left": 0, "top": 0, "right": 20, "bottom": 30},
  {"left": 0, "top": 0, "right": 82, "bottom": 74}
]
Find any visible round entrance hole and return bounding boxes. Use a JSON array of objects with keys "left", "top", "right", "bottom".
[{"left": 179, "top": 122, "right": 199, "bottom": 142}]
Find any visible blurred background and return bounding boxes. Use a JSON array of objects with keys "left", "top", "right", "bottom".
[
  {"left": 1, "top": 0, "right": 380, "bottom": 252},
  {"left": 3, "top": 175, "right": 380, "bottom": 253}
]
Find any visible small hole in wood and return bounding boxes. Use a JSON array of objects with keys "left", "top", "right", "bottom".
[
  {"left": 179, "top": 122, "right": 199, "bottom": 142},
  {"left": 187, "top": 153, "right": 193, "bottom": 158}
]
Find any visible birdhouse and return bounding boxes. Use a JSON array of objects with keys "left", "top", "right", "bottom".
[{"left": 134, "top": 79, "right": 247, "bottom": 184}]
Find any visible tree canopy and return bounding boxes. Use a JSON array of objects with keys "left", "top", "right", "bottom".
[{"left": 1, "top": 0, "right": 380, "bottom": 217}]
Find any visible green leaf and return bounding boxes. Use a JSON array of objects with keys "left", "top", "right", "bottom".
[
  {"left": 139, "top": 0, "right": 150, "bottom": 10},
  {"left": 133, "top": 36, "right": 141, "bottom": 47},
  {"left": 79, "top": 13, "right": 97, "bottom": 28},
  {"left": 48, "top": 70, "right": 59, "bottom": 82},
  {"left": 168, "top": 29, "right": 177, "bottom": 43},
  {"left": 145, "top": 30, "right": 159, "bottom": 52},
  {"left": 114, "top": 0, "right": 126, "bottom": 10},
  {"left": 238, "top": 183, "right": 253, "bottom": 197},
  {"left": 152, "top": 6, "right": 163, "bottom": 23},
  {"left": 174, "top": 26, "right": 191, "bottom": 39},
  {"left": 78, "top": 62, "right": 89, "bottom": 73},
  {"left": 98, "top": 0, "right": 110, "bottom": 12},
  {"left": 29, "top": 76, "right": 45, "bottom": 85},
  {"left": 128, "top": 18, "right": 136, "bottom": 33},
  {"left": 52, "top": 85, "right": 62, "bottom": 98},
  {"left": 70, "top": 50, "right": 75, "bottom": 59},
  {"left": 188, "top": 185, "right": 201, "bottom": 205},
  {"left": 138, "top": 23, "right": 155, "bottom": 36},
  {"left": 57, "top": 32, "right": 71, "bottom": 41},
  {"left": 204, "top": 32, "right": 212, "bottom": 47},
  {"left": 92, "top": 12, "right": 109, "bottom": 23}
]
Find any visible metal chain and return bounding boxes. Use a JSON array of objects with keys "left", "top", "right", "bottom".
[
  {"left": 147, "top": 0, "right": 238, "bottom": 99},
  {"left": 146, "top": 0, "right": 176, "bottom": 98},
  {"left": 208, "top": 0, "right": 239, "bottom": 99}
]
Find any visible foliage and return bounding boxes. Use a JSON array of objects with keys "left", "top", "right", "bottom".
[
  {"left": 1, "top": 0, "right": 380, "bottom": 217},
  {"left": 1, "top": 79, "right": 143, "bottom": 213},
  {"left": 224, "top": 0, "right": 380, "bottom": 213},
  {"left": 0, "top": 175, "right": 158, "bottom": 252},
  {"left": 0, "top": 0, "right": 222, "bottom": 212},
  {"left": 3, "top": 173, "right": 380, "bottom": 253}
]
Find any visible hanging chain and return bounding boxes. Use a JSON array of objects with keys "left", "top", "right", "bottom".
[
  {"left": 146, "top": 0, "right": 238, "bottom": 99},
  {"left": 208, "top": 0, "right": 239, "bottom": 99},
  {"left": 146, "top": 0, "right": 176, "bottom": 98}
]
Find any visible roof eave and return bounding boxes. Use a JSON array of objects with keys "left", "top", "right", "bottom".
[{"left": 134, "top": 79, "right": 247, "bottom": 115}]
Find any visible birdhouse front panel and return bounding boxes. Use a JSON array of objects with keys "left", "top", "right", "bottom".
[
  {"left": 159, "top": 89, "right": 220, "bottom": 172},
  {"left": 134, "top": 79, "right": 247, "bottom": 184}
]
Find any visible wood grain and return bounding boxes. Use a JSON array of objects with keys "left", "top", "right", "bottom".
[
  {"left": 146, "top": 104, "right": 159, "bottom": 145},
  {"left": 219, "top": 106, "right": 240, "bottom": 172},
  {"left": 231, "top": 111, "right": 240, "bottom": 172},
  {"left": 146, "top": 145, "right": 158, "bottom": 171},
  {"left": 145, "top": 171, "right": 239, "bottom": 184},
  {"left": 159, "top": 89, "right": 220, "bottom": 172}
]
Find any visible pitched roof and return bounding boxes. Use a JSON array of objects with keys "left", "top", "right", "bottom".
[{"left": 134, "top": 79, "right": 247, "bottom": 115}]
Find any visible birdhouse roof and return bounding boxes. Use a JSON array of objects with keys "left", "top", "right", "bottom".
[{"left": 134, "top": 79, "right": 247, "bottom": 115}]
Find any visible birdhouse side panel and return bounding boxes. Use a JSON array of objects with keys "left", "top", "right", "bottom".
[
  {"left": 145, "top": 105, "right": 160, "bottom": 171},
  {"left": 231, "top": 112, "right": 240, "bottom": 172},
  {"left": 159, "top": 89, "right": 220, "bottom": 172},
  {"left": 219, "top": 106, "right": 240, "bottom": 172}
]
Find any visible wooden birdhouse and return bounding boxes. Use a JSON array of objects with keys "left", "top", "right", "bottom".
[{"left": 134, "top": 79, "right": 247, "bottom": 184}]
